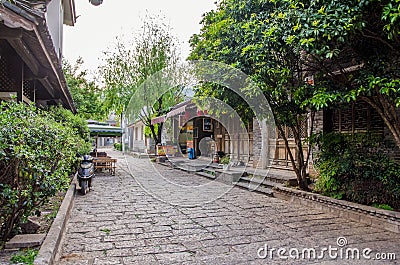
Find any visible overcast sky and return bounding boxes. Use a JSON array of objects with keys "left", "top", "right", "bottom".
[{"left": 63, "top": 0, "right": 216, "bottom": 77}]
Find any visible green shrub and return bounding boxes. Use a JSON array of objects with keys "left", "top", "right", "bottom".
[
  {"left": 0, "top": 101, "right": 90, "bottom": 243},
  {"left": 48, "top": 106, "right": 91, "bottom": 155},
  {"left": 372, "top": 203, "right": 394, "bottom": 211},
  {"left": 314, "top": 132, "right": 400, "bottom": 210},
  {"left": 219, "top": 155, "right": 230, "bottom": 165},
  {"left": 10, "top": 248, "right": 38, "bottom": 265},
  {"left": 114, "top": 142, "right": 122, "bottom": 151}
]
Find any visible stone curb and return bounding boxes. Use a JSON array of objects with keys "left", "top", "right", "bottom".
[
  {"left": 33, "top": 174, "right": 76, "bottom": 265},
  {"left": 273, "top": 186, "right": 400, "bottom": 233}
]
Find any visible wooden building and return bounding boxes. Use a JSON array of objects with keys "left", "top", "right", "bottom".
[
  {"left": 252, "top": 102, "right": 400, "bottom": 172},
  {"left": 144, "top": 96, "right": 399, "bottom": 170},
  {"left": 147, "top": 100, "right": 253, "bottom": 162},
  {"left": 0, "top": 0, "right": 76, "bottom": 110}
]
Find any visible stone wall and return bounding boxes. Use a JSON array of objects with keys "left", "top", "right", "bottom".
[
  {"left": 313, "top": 110, "right": 324, "bottom": 134},
  {"left": 274, "top": 186, "right": 400, "bottom": 233},
  {"left": 252, "top": 119, "right": 262, "bottom": 168},
  {"left": 308, "top": 110, "right": 324, "bottom": 176}
]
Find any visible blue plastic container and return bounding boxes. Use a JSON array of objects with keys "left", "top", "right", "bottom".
[{"left": 188, "top": 148, "right": 195, "bottom": 159}]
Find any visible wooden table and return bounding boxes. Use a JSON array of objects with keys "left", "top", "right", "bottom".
[{"left": 93, "top": 157, "right": 117, "bottom": 175}]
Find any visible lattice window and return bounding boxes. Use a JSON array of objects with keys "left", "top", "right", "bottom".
[
  {"left": 23, "top": 80, "right": 35, "bottom": 102},
  {"left": 341, "top": 105, "right": 353, "bottom": 132},
  {"left": 0, "top": 56, "right": 15, "bottom": 91},
  {"left": 354, "top": 101, "right": 368, "bottom": 132},
  {"left": 299, "top": 119, "right": 308, "bottom": 138},
  {"left": 287, "top": 127, "right": 294, "bottom": 139},
  {"left": 333, "top": 109, "right": 340, "bottom": 131},
  {"left": 276, "top": 121, "right": 307, "bottom": 139},
  {"left": 332, "top": 101, "right": 384, "bottom": 135},
  {"left": 277, "top": 127, "right": 284, "bottom": 139},
  {"left": 369, "top": 107, "right": 384, "bottom": 134}
]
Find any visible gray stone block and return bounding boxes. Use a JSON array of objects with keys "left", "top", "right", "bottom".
[
  {"left": 20, "top": 218, "right": 41, "bottom": 234},
  {"left": 5, "top": 234, "right": 46, "bottom": 249},
  {"left": 217, "top": 171, "right": 242, "bottom": 184}
]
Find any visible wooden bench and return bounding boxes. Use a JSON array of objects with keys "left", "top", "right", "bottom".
[{"left": 93, "top": 157, "right": 117, "bottom": 175}]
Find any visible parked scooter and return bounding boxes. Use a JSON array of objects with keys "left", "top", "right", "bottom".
[{"left": 77, "top": 155, "right": 94, "bottom": 195}]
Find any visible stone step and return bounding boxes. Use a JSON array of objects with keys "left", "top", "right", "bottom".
[
  {"left": 203, "top": 165, "right": 297, "bottom": 186},
  {"left": 5, "top": 234, "right": 46, "bottom": 249},
  {"left": 244, "top": 170, "right": 297, "bottom": 186},
  {"left": 235, "top": 182, "right": 273, "bottom": 196},
  {"left": 196, "top": 171, "right": 216, "bottom": 180},
  {"left": 206, "top": 163, "right": 223, "bottom": 169},
  {"left": 240, "top": 176, "right": 283, "bottom": 189},
  {"left": 134, "top": 153, "right": 153, "bottom": 159},
  {"left": 270, "top": 160, "right": 296, "bottom": 169},
  {"left": 172, "top": 163, "right": 206, "bottom": 172},
  {"left": 158, "top": 161, "right": 172, "bottom": 168},
  {"left": 264, "top": 174, "right": 297, "bottom": 186}
]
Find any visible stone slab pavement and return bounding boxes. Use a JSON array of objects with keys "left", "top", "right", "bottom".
[{"left": 58, "top": 149, "right": 400, "bottom": 264}]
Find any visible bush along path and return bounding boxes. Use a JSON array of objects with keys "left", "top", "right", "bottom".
[
  {"left": 0, "top": 101, "right": 91, "bottom": 247},
  {"left": 313, "top": 132, "right": 400, "bottom": 211}
]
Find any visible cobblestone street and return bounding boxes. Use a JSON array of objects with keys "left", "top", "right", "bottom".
[{"left": 59, "top": 150, "right": 400, "bottom": 264}]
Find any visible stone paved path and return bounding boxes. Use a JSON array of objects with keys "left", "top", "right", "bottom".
[{"left": 59, "top": 149, "right": 400, "bottom": 264}]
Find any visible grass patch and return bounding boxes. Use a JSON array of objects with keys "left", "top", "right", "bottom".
[
  {"left": 100, "top": 228, "right": 111, "bottom": 235},
  {"left": 203, "top": 170, "right": 215, "bottom": 176},
  {"left": 45, "top": 209, "right": 58, "bottom": 221},
  {"left": 10, "top": 248, "right": 38, "bottom": 265},
  {"left": 372, "top": 204, "right": 394, "bottom": 211}
]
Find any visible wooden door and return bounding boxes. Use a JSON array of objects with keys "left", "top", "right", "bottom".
[{"left": 273, "top": 120, "right": 308, "bottom": 168}]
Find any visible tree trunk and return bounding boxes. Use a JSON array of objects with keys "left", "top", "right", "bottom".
[
  {"left": 157, "top": 122, "right": 163, "bottom": 146},
  {"left": 277, "top": 115, "right": 312, "bottom": 191},
  {"left": 278, "top": 124, "right": 309, "bottom": 191},
  {"left": 297, "top": 172, "right": 309, "bottom": 190},
  {"left": 293, "top": 117, "right": 310, "bottom": 192},
  {"left": 149, "top": 124, "right": 159, "bottom": 156}
]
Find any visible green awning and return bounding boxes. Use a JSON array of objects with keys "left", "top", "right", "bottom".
[{"left": 88, "top": 124, "right": 123, "bottom": 137}]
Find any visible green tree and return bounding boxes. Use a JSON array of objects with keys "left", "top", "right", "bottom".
[
  {"left": 100, "top": 14, "right": 186, "bottom": 146},
  {"left": 190, "top": 0, "right": 400, "bottom": 189},
  {"left": 49, "top": 106, "right": 91, "bottom": 145},
  {"left": 63, "top": 58, "right": 106, "bottom": 121},
  {"left": 0, "top": 102, "right": 90, "bottom": 243},
  {"left": 99, "top": 40, "right": 137, "bottom": 118},
  {"left": 287, "top": 0, "right": 400, "bottom": 148},
  {"left": 189, "top": 0, "right": 318, "bottom": 190},
  {"left": 238, "top": 0, "right": 400, "bottom": 148}
]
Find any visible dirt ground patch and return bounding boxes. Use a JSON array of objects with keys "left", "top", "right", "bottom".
[{"left": 0, "top": 191, "right": 65, "bottom": 264}]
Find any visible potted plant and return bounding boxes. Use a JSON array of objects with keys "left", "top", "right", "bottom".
[{"left": 219, "top": 155, "right": 231, "bottom": 170}]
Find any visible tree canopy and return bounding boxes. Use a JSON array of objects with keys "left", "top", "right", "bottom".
[
  {"left": 100, "top": 14, "right": 186, "bottom": 145},
  {"left": 189, "top": 0, "right": 400, "bottom": 189},
  {"left": 189, "top": 0, "right": 318, "bottom": 189},
  {"left": 63, "top": 58, "right": 106, "bottom": 121}
]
